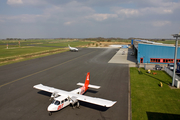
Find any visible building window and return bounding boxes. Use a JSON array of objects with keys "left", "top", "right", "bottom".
[{"left": 150, "top": 58, "right": 180, "bottom": 63}]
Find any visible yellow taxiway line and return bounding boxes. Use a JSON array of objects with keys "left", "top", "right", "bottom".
[{"left": 0, "top": 50, "right": 96, "bottom": 88}]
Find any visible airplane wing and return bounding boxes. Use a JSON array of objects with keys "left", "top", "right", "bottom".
[
  {"left": 69, "top": 93, "right": 117, "bottom": 107},
  {"left": 33, "top": 84, "right": 116, "bottom": 107},
  {"left": 33, "top": 84, "right": 68, "bottom": 96}
]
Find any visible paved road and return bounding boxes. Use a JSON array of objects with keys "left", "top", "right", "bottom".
[{"left": 0, "top": 48, "right": 129, "bottom": 120}]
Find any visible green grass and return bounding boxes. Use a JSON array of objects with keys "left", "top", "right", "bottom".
[
  {"left": 0, "top": 39, "right": 90, "bottom": 58},
  {"left": 40, "top": 40, "right": 90, "bottom": 47},
  {"left": 155, "top": 40, "right": 180, "bottom": 45},
  {"left": 0, "top": 46, "right": 57, "bottom": 58},
  {"left": 130, "top": 68, "right": 180, "bottom": 120},
  {"left": 0, "top": 39, "right": 91, "bottom": 66}
]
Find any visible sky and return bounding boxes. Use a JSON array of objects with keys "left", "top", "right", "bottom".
[{"left": 0, "top": 0, "right": 180, "bottom": 39}]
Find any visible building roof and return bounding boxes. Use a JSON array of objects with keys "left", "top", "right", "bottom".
[{"left": 133, "top": 39, "right": 175, "bottom": 50}]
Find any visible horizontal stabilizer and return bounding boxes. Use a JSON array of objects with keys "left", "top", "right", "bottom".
[{"left": 77, "top": 82, "right": 100, "bottom": 89}]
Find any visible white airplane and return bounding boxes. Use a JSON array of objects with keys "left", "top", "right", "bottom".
[
  {"left": 33, "top": 72, "right": 116, "bottom": 115},
  {"left": 68, "top": 44, "right": 78, "bottom": 52}
]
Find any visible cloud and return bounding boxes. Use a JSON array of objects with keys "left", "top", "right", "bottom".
[
  {"left": 1, "top": 0, "right": 180, "bottom": 39},
  {"left": 112, "top": 7, "right": 139, "bottom": 18},
  {"left": 112, "top": 5, "right": 174, "bottom": 17},
  {"left": 7, "top": 0, "right": 23, "bottom": 5},
  {"left": 152, "top": 21, "right": 171, "bottom": 27},
  {"left": 7, "top": 0, "right": 48, "bottom": 6},
  {"left": 0, "top": 14, "right": 47, "bottom": 23},
  {"left": 85, "top": 14, "right": 118, "bottom": 21},
  {"left": 64, "top": 21, "right": 75, "bottom": 25},
  {"left": 44, "top": 1, "right": 94, "bottom": 16},
  {"left": 4, "top": 1, "right": 95, "bottom": 24}
]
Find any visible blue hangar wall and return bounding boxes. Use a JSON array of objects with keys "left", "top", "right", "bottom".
[{"left": 137, "top": 43, "right": 180, "bottom": 64}]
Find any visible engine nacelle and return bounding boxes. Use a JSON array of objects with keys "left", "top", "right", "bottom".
[
  {"left": 70, "top": 96, "right": 78, "bottom": 105},
  {"left": 50, "top": 92, "right": 59, "bottom": 101}
]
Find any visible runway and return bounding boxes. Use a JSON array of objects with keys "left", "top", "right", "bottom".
[{"left": 0, "top": 48, "right": 129, "bottom": 120}]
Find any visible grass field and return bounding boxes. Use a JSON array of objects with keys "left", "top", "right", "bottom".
[
  {"left": 0, "top": 39, "right": 91, "bottom": 66},
  {"left": 0, "top": 40, "right": 90, "bottom": 58},
  {"left": 154, "top": 40, "right": 180, "bottom": 45},
  {"left": 130, "top": 68, "right": 180, "bottom": 120}
]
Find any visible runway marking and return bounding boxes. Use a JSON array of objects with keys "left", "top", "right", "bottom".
[{"left": 0, "top": 50, "right": 96, "bottom": 88}]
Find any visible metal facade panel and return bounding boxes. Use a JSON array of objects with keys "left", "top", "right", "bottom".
[{"left": 137, "top": 43, "right": 180, "bottom": 63}]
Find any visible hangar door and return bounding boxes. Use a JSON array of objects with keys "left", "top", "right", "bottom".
[{"left": 140, "top": 58, "right": 143, "bottom": 63}]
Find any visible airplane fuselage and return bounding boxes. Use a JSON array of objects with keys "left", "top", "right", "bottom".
[{"left": 47, "top": 86, "right": 86, "bottom": 111}]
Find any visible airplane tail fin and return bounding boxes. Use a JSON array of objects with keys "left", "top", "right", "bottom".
[
  {"left": 77, "top": 72, "right": 100, "bottom": 89},
  {"left": 84, "top": 72, "right": 90, "bottom": 87}
]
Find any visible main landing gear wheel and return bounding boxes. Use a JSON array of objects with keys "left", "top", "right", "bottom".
[
  {"left": 72, "top": 102, "right": 80, "bottom": 109},
  {"left": 76, "top": 102, "right": 80, "bottom": 109},
  {"left": 49, "top": 112, "right": 52, "bottom": 116}
]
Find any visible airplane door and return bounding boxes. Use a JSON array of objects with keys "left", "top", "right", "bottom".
[{"left": 63, "top": 98, "right": 70, "bottom": 107}]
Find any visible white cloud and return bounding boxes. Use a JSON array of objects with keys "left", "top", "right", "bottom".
[
  {"left": 64, "top": 21, "right": 75, "bottom": 25},
  {"left": 1, "top": 0, "right": 180, "bottom": 39},
  {"left": 0, "top": 14, "right": 47, "bottom": 23},
  {"left": 112, "top": 7, "right": 139, "bottom": 17},
  {"left": 23, "top": 0, "right": 47, "bottom": 6},
  {"left": 112, "top": 5, "right": 174, "bottom": 18},
  {"left": 7, "top": 0, "right": 48, "bottom": 6},
  {"left": 152, "top": 21, "right": 171, "bottom": 27},
  {"left": 85, "top": 14, "right": 118, "bottom": 21},
  {"left": 7, "top": 0, "right": 23, "bottom": 5},
  {"left": 140, "top": 7, "right": 173, "bottom": 15},
  {"left": 3, "top": 1, "right": 95, "bottom": 25}
]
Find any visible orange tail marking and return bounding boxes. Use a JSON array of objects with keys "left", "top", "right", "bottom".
[{"left": 84, "top": 72, "right": 90, "bottom": 91}]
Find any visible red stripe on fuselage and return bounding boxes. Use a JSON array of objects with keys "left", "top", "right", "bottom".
[{"left": 58, "top": 104, "right": 64, "bottom": 110}]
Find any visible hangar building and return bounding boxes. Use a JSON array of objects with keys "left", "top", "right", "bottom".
[{"left": 131, "top": 39, "right": 180, "bottom": 64}]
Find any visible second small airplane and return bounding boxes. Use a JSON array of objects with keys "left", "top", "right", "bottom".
[{"left": 68, "top": 44, "right": 78, "bottom": 52}]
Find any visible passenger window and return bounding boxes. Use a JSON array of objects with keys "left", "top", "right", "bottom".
[
  {"left": 55, "top": 100, "right": 60, "bottom": 105},
  {"left": 61, "top": 100, "right": 64, "bottom": 104}
]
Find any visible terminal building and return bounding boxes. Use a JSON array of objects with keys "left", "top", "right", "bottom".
[{"left": 131, "top": 39, "right": 180, "bottom": 64}]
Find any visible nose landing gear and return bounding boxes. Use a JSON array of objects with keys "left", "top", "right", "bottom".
[{"left": 48, "top": 112, "right": 52, "bottom": 116}]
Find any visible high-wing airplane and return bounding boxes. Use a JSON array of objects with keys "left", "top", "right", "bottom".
[
  {"left": 68, "top": 44, "right": 78, "bottom": 52},
  {"left": 33, "top": 72, "right": 116, "bottom": 115}
]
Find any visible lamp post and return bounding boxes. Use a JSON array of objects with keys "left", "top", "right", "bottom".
[{"left": 172, "top": 33, "right": 180, "bottom": 86}]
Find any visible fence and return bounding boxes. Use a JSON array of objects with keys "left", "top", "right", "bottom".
[{"left": 164, "top": 67, "right": 180, "bottom": 80}]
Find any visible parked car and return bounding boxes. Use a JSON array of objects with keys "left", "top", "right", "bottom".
[
  {"left": 155, "top": 65, "right": 162, "bottom": 70},
  {"left": 167, "top": 63, "right": 174, "bottom": 70}
]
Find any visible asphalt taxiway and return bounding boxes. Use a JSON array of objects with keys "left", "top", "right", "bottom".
[{"left": 0, "top": 48, "right": 129, "bottom": 120}]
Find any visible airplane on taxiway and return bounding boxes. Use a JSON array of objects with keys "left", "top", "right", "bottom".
[
  {"left": 68, "top": 44, "right": 78, "bottom": 52},
  {"left": 33, "top": 72, "right": 116, "bottom": 115}
]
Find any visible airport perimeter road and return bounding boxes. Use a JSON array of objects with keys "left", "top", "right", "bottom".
[{"left": 0, "top": 48, "right": 129, "bottom": 120}]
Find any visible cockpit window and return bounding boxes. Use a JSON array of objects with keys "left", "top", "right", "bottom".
[
  {"left": 54, "top": 100, "right": 60, "bottom": 105},
  {"left": 51, "top": 100, "right": 55, "bottom": 104}
]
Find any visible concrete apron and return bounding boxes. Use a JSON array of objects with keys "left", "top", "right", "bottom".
[{"left": 108, "top": 48, "right": 137, "bottom": 67}]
